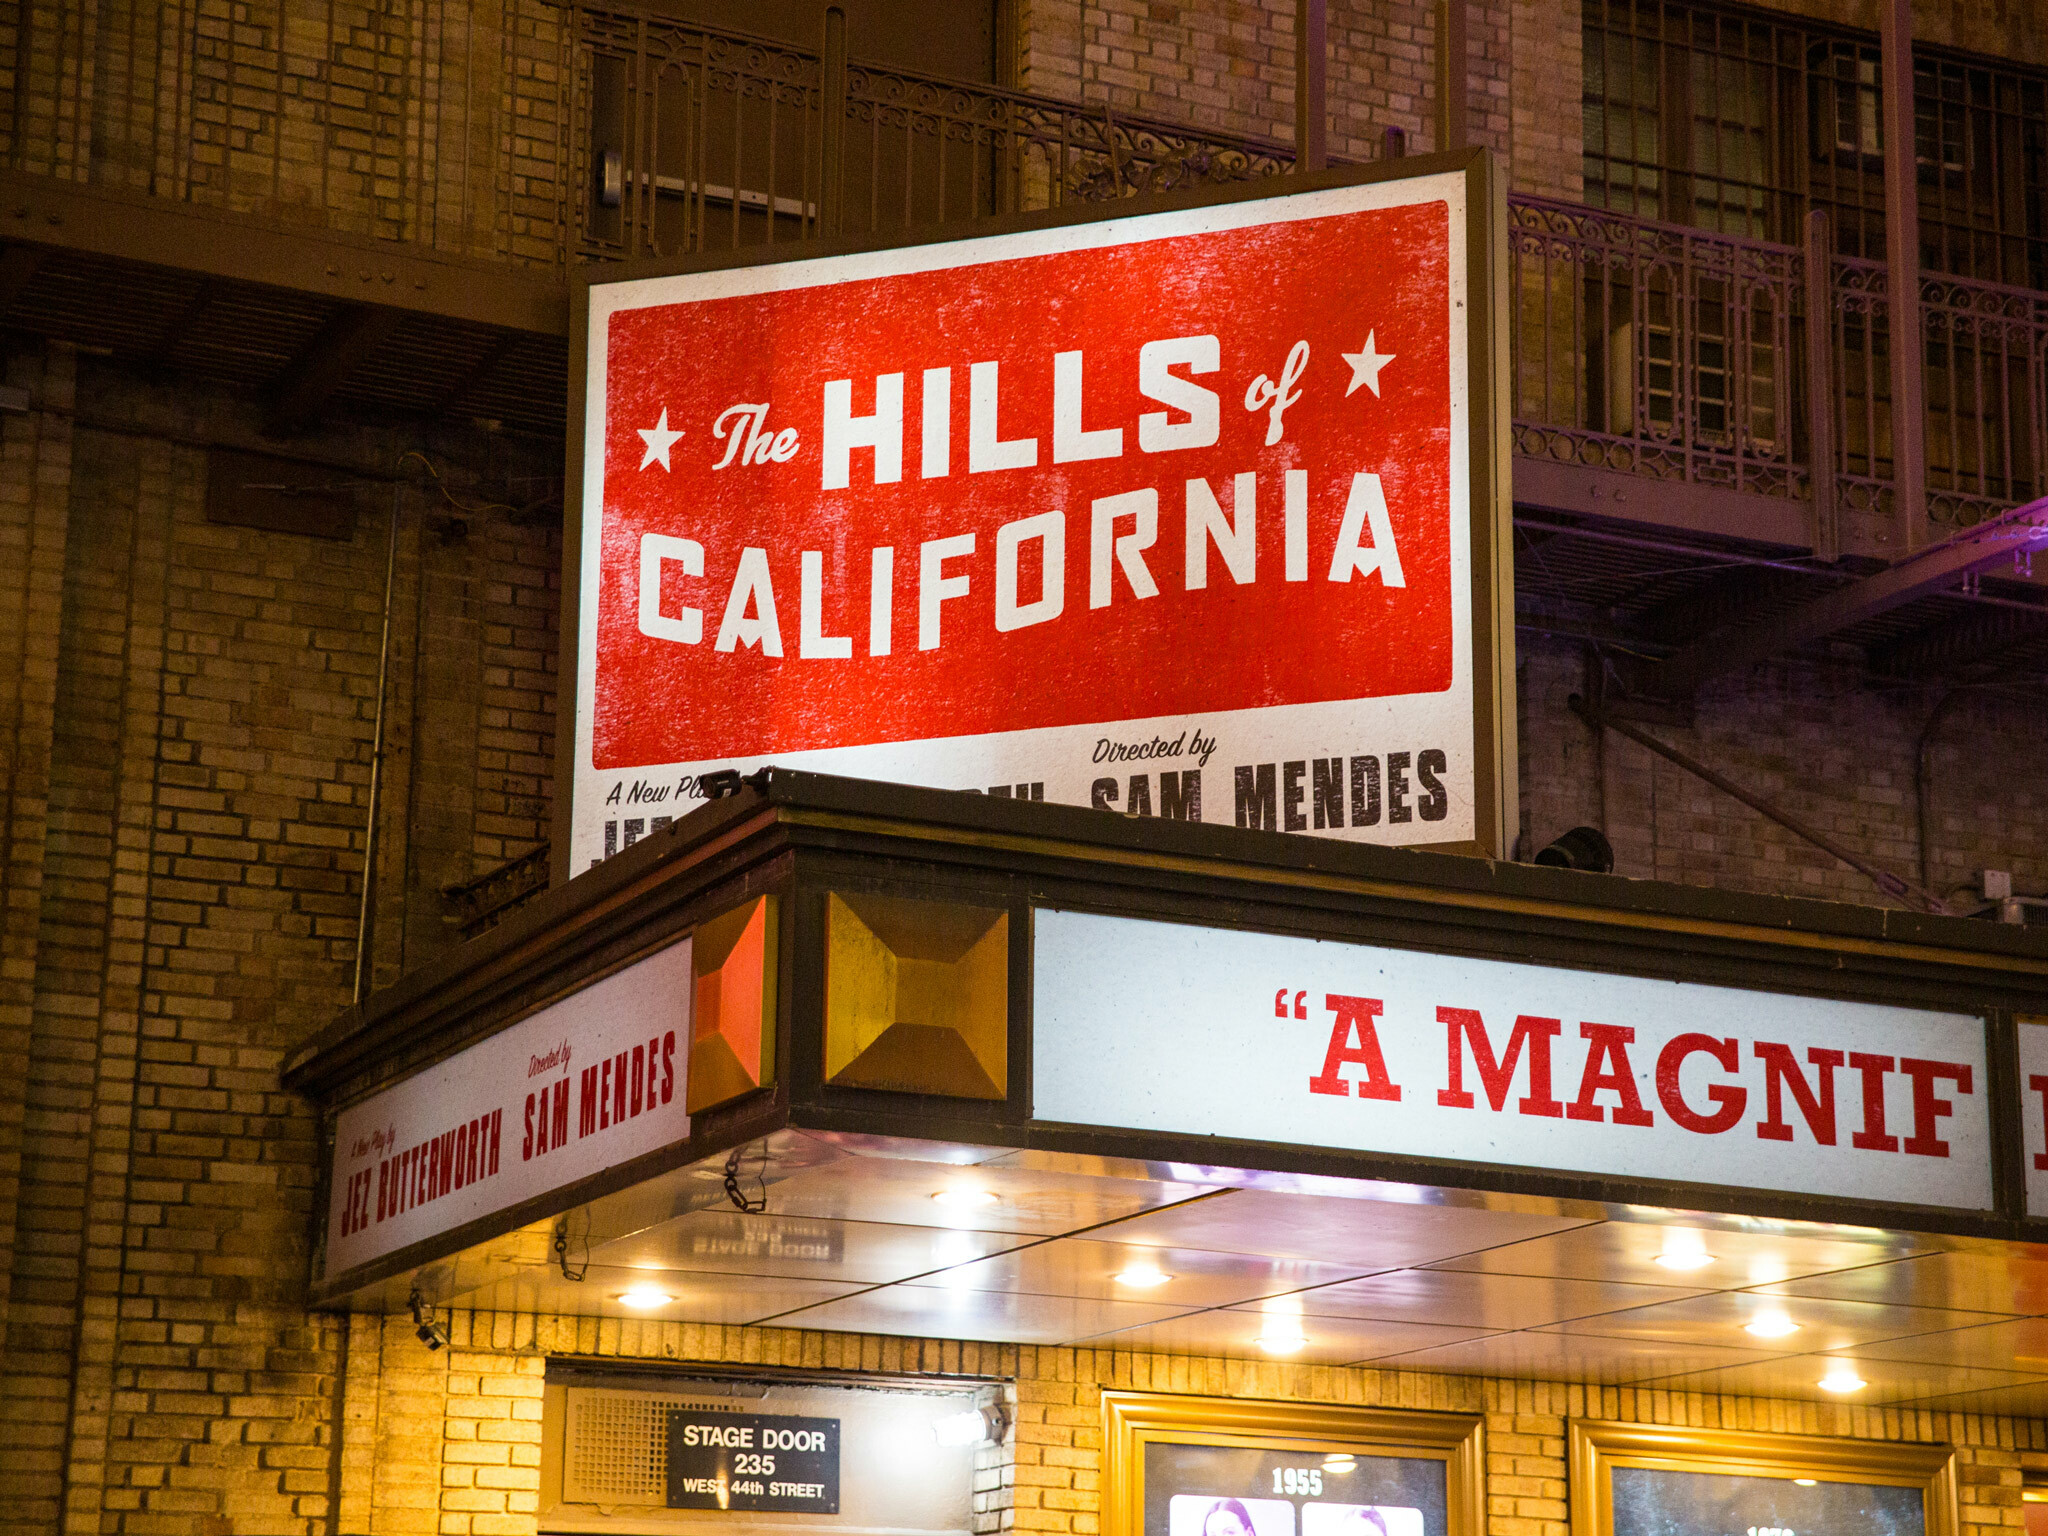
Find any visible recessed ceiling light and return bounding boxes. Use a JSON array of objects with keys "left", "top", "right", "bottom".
[
  {"left": 1256, "top": 1331, "right": 1309, "bottom": 1356},
  {"left": 1744, "top": 1312, "right": 1801, "bottom": 1338},
  {"left": 1652, "top": 1248, "right": 1715, "bottom": 1271},
  {"left": 1113, "top": 1266, "right": 1170, "bottom": 1288},
  {"left": 931, "top": 1188, "right": 999, "bottom": 1208},
  {"left": 1794, "top": 1480, "right": 1818, "bottom": 1488},
  {"left": 1323, "top": 1454, "right": 1357, "bottom": 1473},
  {"left": 616, "top": 1285, "right": 674, "bottom": 1309},
  {"left": 1818, "top": 1366, "right": 1867, "bottom": 1393}
]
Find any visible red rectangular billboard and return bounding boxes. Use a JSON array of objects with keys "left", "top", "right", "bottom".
[{"left": 568, "top": 161, "right": 1510, "bottom": 869}]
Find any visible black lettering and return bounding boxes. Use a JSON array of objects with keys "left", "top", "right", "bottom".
[
  {"left": 622, "top": 817, "right": 645, "bottom": 847},
  {"left": 1160, "top": 769, "right": 1201, "bottom": 822},
  {"left": 1418, "top": 748, "right": 1448, "bottom": 822},
  {"left": 1022, "top": 782, "right": 1043, "bottom": 800},
  {"left": 1282, "top": 759, "right": 1307, "bottom": 831},
  {"left": 1311, "top": 756, "right": 1345, "bottom": 829},
  {"left": 1350, "top": 755, "right": 1381, "bottom": 826},
  {"left": 1388, "top": 751, "right": 1413, "bottom": 823},
  {"left": 1126, "top": 774, "right": 1153, "bottom": 816},
  {"left": 988, "top": 784, "right": 1013, "bottom": 798},
  {"left": 1091, "top": 777, "right": 1119, "bottom": 810},
  {"left": 1234, "top": 764, "right": 1276, "bottom": 831}
]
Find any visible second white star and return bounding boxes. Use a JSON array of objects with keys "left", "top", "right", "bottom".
[{"left": 1342, "top": 332, "right": 1396, "bottom": 398}]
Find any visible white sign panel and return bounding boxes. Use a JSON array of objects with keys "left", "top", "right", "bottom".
[
  {"left": 2021, "top": 1018, "right": 2048, "bottom": 1218},
  {"left": 326, "top": 939, "right": 693, "bottom": 1276},
  {"left": 1034, "top": 910, "right": 1991, "bottom": 1210},
  {"left": 575, "top": 170, "right": 1504, "bottom": 871}
]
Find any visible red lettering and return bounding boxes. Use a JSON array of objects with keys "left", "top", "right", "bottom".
[
  {"left": 523, "top": 1092, "right": 536, "bottom": 1160},
  {"left": 1437, "top": 1008, "right": 1563, "bottom": 1116},
  {"left": 376, "top": 1159, "right": 388, "bottom": 1222},
  {"left": 631, "top": 1043, "right": 646, "bottom": 1117},
  {"left": 1568, "top": 1023, "right": 1653, "bottom": 1126},
  {"left": 439, "top": 1130, "right": 456, "bottom": 1196},
  {"left": 580, "top": 1065, "right": 600, "bottom": 1137},
  {"left": 551, "top": 1078, "right": 570, "bottom": 1148},
  {"left": 428, "top": 1137, "right": 442, "bottom": 1198},
  {"left": 2032, "top": 1074, "right": 2048, "bottom": 1170},
  {"left": 1656, "top": 1034, "right": 1746, "bottom": 1134},
  {"left": 1899, "top": 1058, "right": 1972, "bottom": 1158},
  {"left": 600, "top": 1058, "right": 612, "bottom": 1128},
  {"left": 453, "top": 1124, "right": 468, "bottom": 1189},
  {"left": 613, "top": 1050, "right": 629, "bottom": 1123},
  {"left": 662, "top": 1031, "right": 676, "bottom": 1104},
  {"left": 488, "top": 1108, "right": 502, "bottom": 1175},
  {"left": 1754, "top": 1043, "right": 1843, "bottom": 1145},
  {"left": 1307, "top": 995, "right": 1402, "bottom": 1101},
  {"left": 1848, "top": 1052, "right": 1898, "bottom": 1151}
]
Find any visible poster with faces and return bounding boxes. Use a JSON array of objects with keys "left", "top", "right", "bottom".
[{"left": 1145, "top": 1443, "right": 1441, "bottom": 1536}]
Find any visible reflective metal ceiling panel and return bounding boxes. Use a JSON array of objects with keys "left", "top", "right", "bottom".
[
  {"left": 1644, "top": 1352, "right": 2048, "bottom": 1405},
  {"left": 1538, "top": 1290, "right": 1999, "bottom": 1353},
  {"left": 1080, "top": 1308, "right": 1495, "bottom": 1364},
  {"left": 754, "top": 1154, "right": 1221, "bottom": 1235},
  {"left": 1372, "top": 1329, "right": 1781, "bottom": 1382},
  {"left": 1429, "top": 1220, "right": 1934, "bottom": 1287},
  {"left": 907, "top": 1236, "right": 1381, "bottom": 1308},
  {"left": 1754, "top": 1250, "right": 2048, "bottom": 1315},
  {"left": 1090, "top": 1189, "right": 1596, "bottom": 1267},
  {"left": 1280, "top": 1267, "right": 1710, "bottom": 1329},
  {"left": 765, "top": 1282, "right": 1199, "bottom": 1343},
  {"left": 592, "top": 1209, "right": 1038, "bottom": 1286}
]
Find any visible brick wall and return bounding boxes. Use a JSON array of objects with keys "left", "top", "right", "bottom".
[
  {"left": 1017, "top": 0, "right": 1519, "bottom": 170},
  {"left": 316, "top": 1311, "right": 2042, "bottom": 1536},
  {"left": 1, "top": 1, "right": 575, "bottom": 266},
  {"left": 1517, "top": 636, "right": 2048, "bottom": 908},
  {"left": 0, "top": 351, "right": 557, "bottom": 1536}
]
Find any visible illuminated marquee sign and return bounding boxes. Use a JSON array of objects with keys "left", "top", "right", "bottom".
[
  {"left": 569, "top": 160, "right": 1511, "bottom": 871},
  {"left": 322, "top": 939, "right": 692, "bottom": 1278},
  {"left": 1033, "top": 910, "right": 1992, "bottom": 1210}
]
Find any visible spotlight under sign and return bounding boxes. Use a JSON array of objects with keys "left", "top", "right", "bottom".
[
  {"left": 565, "top": 152, "right": 1514, "bottom": 866},
  {"left": 667, "top": 1409, "right": 841, "bottom": 1513}
]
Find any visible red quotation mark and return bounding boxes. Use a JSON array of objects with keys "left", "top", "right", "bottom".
[{"left": 1273, "top": 988, "right": 1308, "bottom": 1020}]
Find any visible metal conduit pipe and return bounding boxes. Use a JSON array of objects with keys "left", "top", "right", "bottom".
[
  {"left": 353, "top": 482, "right": 403, "bottom": 1006},
  {"left": 1915, "top": 688, "right": 1965, "bottom": 899}
]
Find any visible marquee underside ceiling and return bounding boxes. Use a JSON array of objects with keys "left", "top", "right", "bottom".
[{"left": 367, "top": 1131, "right": 2048, "bottom": 1412}]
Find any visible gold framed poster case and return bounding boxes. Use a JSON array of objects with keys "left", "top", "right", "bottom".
[
  {"left": 1103, "top": 1392, "right": 1485, "bottom": 1536},
  {"left": 1569, "top": 1420, "right": 1958, "bottom": 1536}
]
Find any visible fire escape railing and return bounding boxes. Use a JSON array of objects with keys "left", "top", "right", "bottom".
[
  {"left": 571, "top": 6, "right": 1296, "bottom": 262},
  {"left": 11, "top": 1, "right": 2044, "bottom": 548},
  {"left": 1509, "top": 194, "right": 2048, "bottom": 538}
]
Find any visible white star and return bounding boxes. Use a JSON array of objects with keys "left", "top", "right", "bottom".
[
  {"left": 637, "top": 408, "right": 682, "bottom": 471},
  {"left": 1342, "top": 332, "right": 1396, "bottom": 398}
]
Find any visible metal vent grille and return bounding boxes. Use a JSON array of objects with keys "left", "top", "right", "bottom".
[{"left": 563, "top": 1389, "right": 726, "bottom": 1505}]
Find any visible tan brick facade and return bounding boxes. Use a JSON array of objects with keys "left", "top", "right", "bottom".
[
  {"left": 0, "top": 1, "right": 2047, "bottom": 1533},
  {"left": 1017, "top": 0, "right": 1517, "bottom": 171},
  {"left": 310, "top": 1311, "right": 2043, "bottom": 1536},
  {"left": 0, "top": 360, "right": 558, "bottom": 1535}
]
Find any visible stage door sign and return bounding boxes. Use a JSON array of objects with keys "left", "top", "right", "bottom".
[
  {"left": 1612, "top": 1467, "right": 1924, "bottom": 1536},
  {"left": 1144, "top": 1441, "right": 1444, "bottom": 1536},
  {"left": 667, "top": 1409, "right": 841, "bottom": 1512}
]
